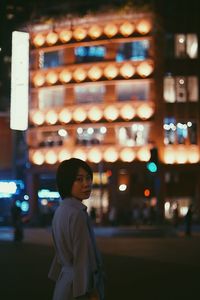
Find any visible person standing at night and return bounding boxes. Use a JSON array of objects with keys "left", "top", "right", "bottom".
[{"left": 48, "top": 158, "right": 104, "bottom": 300}]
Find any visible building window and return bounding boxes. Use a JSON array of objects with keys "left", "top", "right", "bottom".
[
  {"left": 74, "top": 46, "right": 106, "bottom": 63},
  {"left": 187, "top": 77, "right": 199, "bottom": 102},
  {"left": 188, "top": 121, "right": 197, "bottom": 144},
  {"left": 175, "top": 34, "right": 198, "bottom": 59},
  {"left": 76, "top": 127, "right": 107, "bottom": 145},
  {"left": 116, "top": 81, "right": 150, "bottom": 101},
  {"left": 116, "top": 124, "right": 150, "bottom": 146},
  {"left": 39, "top": 50, "right": 65, "bottom": 69},
  {"left": 164, "top": 75, "right": 198, "bottom": 102},
  {"left": 74, "top": 84, "right": 105, "bottom": 104},
  {"left": 163, "top": 118, "right": 176, "bottom": 145},
  {"left": 176, "top": 122, "right": 188, "bottom": 144},
  {"left": 163, "top": 118, "right": 197, "bottom": 145},
  {"left": 116, "top": 40, "right": 150, "bottom": 62},
  {"left": 38, "top": 87, "right": 65, "bottom": 109}
]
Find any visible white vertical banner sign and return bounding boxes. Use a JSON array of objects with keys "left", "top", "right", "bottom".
[{"left": 10, "top": 31, "right": 29, "bottom": 130}]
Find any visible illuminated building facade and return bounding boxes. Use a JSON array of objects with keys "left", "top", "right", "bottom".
[{"left": 26, "top": 8, "right": 200, "bottom": 224}]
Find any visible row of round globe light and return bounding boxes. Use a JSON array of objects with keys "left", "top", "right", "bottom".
[
  {"left": 32, "top": 61, "right": 154, "bottom": 87},
  {"left": 30, "top": 146, "right": 152, "bottom": 165},
  {"left": 32, "top": 20, "right": 152, "bottom": 47},
  {"left": 164, "top": 146, "right": 199, "bottom": 164},
  {"left": 30, "top": 145, "right": 200, "bottom": 166},
  {"left": 30, "top": 104, "right": 154, "bottom": 126}
]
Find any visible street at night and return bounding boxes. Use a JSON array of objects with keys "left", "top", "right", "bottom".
[{"left": 0, "top": 227, "right": 200, "bottom": 300}]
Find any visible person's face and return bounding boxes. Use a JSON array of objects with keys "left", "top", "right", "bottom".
[{"left": 71, "top": 167, "right": 92, "bottom": 201}]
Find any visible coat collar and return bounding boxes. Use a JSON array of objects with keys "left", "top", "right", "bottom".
[{"left": 61, "top": 197, "right": 87, "bottom": 211}]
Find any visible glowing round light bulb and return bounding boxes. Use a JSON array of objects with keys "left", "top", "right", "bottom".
[
  {"left": 136, "top": 20, "right": 152, "bottom": 35},
  {"left": 58, "top": 108, "right": 72, "bottom": 123},
  {"left": 120, "top": 148, "right": 135, "bottom": 162},
  {"left": 46, "top": 32, "right": 58, "bottom": 45},
  {"left": 88, "top": 25, "right": 102, "bottom": 39},
  {"left": 119, "top": 21, "right": 135, "bottom": 37},
  {"left": 73, "top": 107, "right": 87, "bottom": 122},
  {"left": 104, "top": 23, "right": 118, "bottom": 38},
  {"left": 59, "top": 69, "right": 72, "bottom": 83},
  {"left": 32, "top": 150, "right": 44, "bottom": 165},
  {"left": 33, "top": 73, "right": 45, "bottom": 87},
  {"left": 59, "top": 29, "right": 72, "bottom": 43},
  {"left": 33, "top": 34, "right": 45, "bottom": 47},
  {"left": 104, "top": 105, "right": 119, "bottom": 121}
]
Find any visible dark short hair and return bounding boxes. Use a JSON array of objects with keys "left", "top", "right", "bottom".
[{"left": 56, "top": 158, "right": 93, "bottom": 199}]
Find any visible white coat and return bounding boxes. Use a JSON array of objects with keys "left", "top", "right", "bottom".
[{"left": 48, "top": 197, "right": 104, "bottom": 300}]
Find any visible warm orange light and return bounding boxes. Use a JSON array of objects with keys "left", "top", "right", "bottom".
[
  {"left": 164, "top": 147, "right": 175, "bottom": 164},
  {"left": 120, "top": 148, "right": 135, "bottom": 162},
  {"left": 46, "top": 32, "right": 58, "bottom": 45},
  {"left": 144, "top": 188, "right": 150, "bottom": 197},
  {"left": 136, "top": 19, "right": 152, "bottom": 35},
  {"left": 104, "top": 64, "right": 118, "bottom": 79},
  {"left": 45, "top": 110, "right": 58, "bottom": 125},
  {"left": 73, "top": 148, "right": 87, "bottom": 161},
  {"left": 72, "top": 107, "right": 87, "bottom": 122},
  {"left": 87, "top": 106, "right": 103, "bottom": 122},
  {"left": 58, "top": 149, "right": 71, "bottom": 162},
  {"left": 32, "top": 150, "right": 44, "bottom": 165},
  {"left": 58, "top": 108, "right": 72, "bottom": 123},
  {"left": 33, "top": 34, "right": 45, "bottom": 47},
  {"left": 175, "top": 147, "right": 187, "bottom": 164},
  {"left": 103, "top": 147, "right": 119, "bottom": 162},
  {"left": 137, "top": 61, "right": 154, "bottom": 77},
  {"left": 88, "top": 148, "right": 102, "bottom": 163},
  {"left": 120, "top": 104, "right": 136, "bottom": 120},
  {"left": 104, "top": 105, "right": 119, "bottom": 121},
  {"left": 188, "top": 146, "right": 199, "bottom": 163},
  {"left": 73, "top": 68, "right": 87, "bottom": 82},
  {"left": 119, "top": 21, "right": 135, "bottom": 37},
  {"left": 46, "top": 71, "right": 58, "bottom": 85},
  {"left": 73, "top": 27, "right": 87, "bottom": 41},
  {"left": 31, "top": 110, "right": 45, "bottom": 126},
  {"left": 59, "top": 69, "right": 72, "bottom": 83},
  {"left": 59, "top": 29, "right": 72, "bottom": 43},
  {"left": 88, "top": 25, "right": 102, "bottom": 39},
  {"left": 137, "top": 147, "right": 150, "bottom": 161},
  {"left": 88, "top": 66, "right": 103, "bottom": 81},
  {"left": 33, "top": 73, "right": 45, "bottom": 87},
  {"left": 137, "top": 104, "right": 154, "bottom": 119},
  {"left": 45, "top": 150, "right": 57, "bottom": 164},
  {"left": 120, "top": 63, "right": 135, "bottom": 78},
  {"left": 104, "top": 23, "right": 118, "bottom": 38}
]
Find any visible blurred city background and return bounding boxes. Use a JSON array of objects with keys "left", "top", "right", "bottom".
[
  {"left": 0, "top": 1, "right": 200, "bottom": 299},
  {"left": 0, "top": 0, "right": 200, "bottom": 230}
]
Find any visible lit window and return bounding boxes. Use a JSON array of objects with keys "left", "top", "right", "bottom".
[
  {"left": 38, "top": 87, "right": 65, "bottom": 109},
  {"left": 175, "top": 33, "right": 198, "bottom": 59},
  {"left": 39, "top": 50, "right": 65, "bottom": 69},
  {"left": 188, "top": 76, "right": 198, "bottom": 102},
  {"left": 186, "top": 34, "right": 198, "bottom": 58},
  {"left": 116, "top": 81, "right": 150, "bottom": 101},
  {"left": 188, "top": 121, "right": 197, "bottom": 144},
  {"left": 177, "top": 122, "right": 187, "bottom": 144},
  {"left": 116, "top": 124, "right": 149, "bottom": 146},
  {"left": 116, "top": 40, "right": 149, "bottom": 62},
  {"left": 164, "top": 75, "right": 198, "bottom": 102},
  {"left": 74, "top": 84, "right": 105, "bottom": 104},
  {"left": 75, "top": 46, "right": 106, "bottom": 63},
  {"left": 164, "top": 76, "right": 176, "bottom": 103},
  {"left": 163, "top": 118, "right": 176, "bottom": 145},
  {"left": 176, "top": 77, "right": 186, "bottom": 102},
  {"left": 76, "top": 127, "right": 106, "bottom": 146}
]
